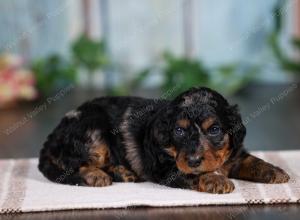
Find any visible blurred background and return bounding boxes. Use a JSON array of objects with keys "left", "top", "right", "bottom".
[{"left": 0, "top": 0, "right": 300, "bottom": 158}]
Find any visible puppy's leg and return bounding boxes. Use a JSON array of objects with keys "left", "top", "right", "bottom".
[
  {"left": 223, "top": 151, "right": 290, "bottom": 183},
  {"left": 79, "top": 128, "right": 114, "bottom": 187},
  {"left": 79, "top": 165, "right": 112, "bottom": 187},
  {"left": 165, "top": 172, "right": 234, "bottom": 194},
  {"left": 108, "top": 165, "right": 138, "bottom": 182}
]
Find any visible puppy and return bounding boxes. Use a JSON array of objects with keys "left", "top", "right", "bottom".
[{"left": 38, "top": 87, "right": 289, "bottom": 194}]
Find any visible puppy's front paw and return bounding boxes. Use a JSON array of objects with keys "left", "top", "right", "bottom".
[
  {"left": 86, "top": 171, "right": 112, "bottom": 187},
  {"left": 80, "top": 166, "right": 112, "bottom": 187},
  {"left": 108, "top": 165, "right": 138, "bottom": 182},
  {"left": 263, "top": 166, "right": 290, "bottom": 184},
  {"left": 198, "top": 173, "right": 235, "bottom": 194}
]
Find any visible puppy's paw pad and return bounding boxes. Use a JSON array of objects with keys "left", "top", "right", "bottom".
[{"left": 199, "top": 174, "right": 235, "bottom": 194}]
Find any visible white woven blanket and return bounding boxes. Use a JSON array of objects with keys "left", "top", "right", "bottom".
[{"left": 0, "top": 150, "right": 299, "bottom": 213}]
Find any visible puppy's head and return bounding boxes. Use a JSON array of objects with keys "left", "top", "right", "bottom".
[{"left": 152, "top": 87, "right": 246, "bottom": 175}]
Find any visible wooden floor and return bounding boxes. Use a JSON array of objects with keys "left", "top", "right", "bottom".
[
  {"left": 0, "top": 83, "right": 300, "bottom": 220},
  {"left": 1, "top": 205, "right": 300, "bottom": 220}
]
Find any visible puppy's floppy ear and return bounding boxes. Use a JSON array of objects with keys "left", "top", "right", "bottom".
[
  {"left": 225, "top": 104, "right": 246, "bottom": 150},
  {"left": 205, "top": 87, "right": 246, "bottom": 150},
  {"left": 142, "top": 105, "right": 174, "bottom": 174},
  {"left": 149, "top": 105, "right": 173, "bottom": 147}
]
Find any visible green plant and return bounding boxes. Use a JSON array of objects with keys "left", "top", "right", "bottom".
[
  {"left": 72, "top": 34, "right": 108, "bottom": 74},
  {"left": 31, "top": 54, "right": 77, "bottom": 95},
  {"left": 132, "top": 52, "right": 257, "bottom": 96},
  {"left": 161, "top": 52, "right": 210, "bottom": 94},
  {"left": 268, "top": 0, "right": 300, "bottom": 74},
  {"left": 210, "top": 63, "right": 258, "bottom": 95},
  {"left": 132, "top": 52, "right": 209, "bottom": 96},
  {"left": 31, "top": 34, "right": 109, "bottom": 95}
]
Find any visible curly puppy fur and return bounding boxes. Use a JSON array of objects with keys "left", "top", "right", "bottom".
[{"left": 38, "top": 87, "right": 290, "bottom": 194}]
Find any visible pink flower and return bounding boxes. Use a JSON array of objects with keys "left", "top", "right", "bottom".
[{"left": 0, "top": 54, "right": 37, "bottom": 107}]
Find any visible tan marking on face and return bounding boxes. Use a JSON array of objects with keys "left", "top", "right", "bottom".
[
  {"left": 200, "top": 134, "right": 231, "bottom": 172},
  {"left": 173, "top": 131, "right": 231, "bottom": 175},
  {"left": 175, "top": 135, "right": 230, "bottom": 174},
  {"left": 165, "top": 146, "right": 178, "bottom": 158},
  {"left": 177, "top": 119, "right": 191, "bottom": 129},
  {"left": 201, "top": 117, "right": 216, "bottom": 130},
  {"left": 176, "top": 151, "right": 194, "bottom": 174}
]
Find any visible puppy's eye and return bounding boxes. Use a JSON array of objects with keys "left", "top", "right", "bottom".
[
  {"left": 174, "top": 127, "right": 185, "bottom": 136},
  {"left": 207, "top": 125, "right": 221, "bottom": 136}
]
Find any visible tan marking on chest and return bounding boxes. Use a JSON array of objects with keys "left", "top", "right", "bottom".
[{"left": 87, "top": 130, "right": 111, "bottom": 168}]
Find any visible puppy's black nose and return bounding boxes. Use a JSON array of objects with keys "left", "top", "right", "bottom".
[{"left": 187, "top": 156, "right": 202, "bottom": 167}]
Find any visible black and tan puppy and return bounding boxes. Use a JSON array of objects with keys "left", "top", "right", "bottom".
[{"left": 38, "top": 87, "right": 289, "bottom": 194}]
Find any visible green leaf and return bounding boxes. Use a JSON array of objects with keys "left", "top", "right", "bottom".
[
  {"left": 31, "top": 54, "right": 77, "bottom": 95},
  {"left": 291, "top": 38, "right": 300, "bottom": 50},
  {"left": 130, "top": 68, "right": 153, "bottom": 89},
  {"left": 72, "top": 34, "right": 109, "bottom": 73}
]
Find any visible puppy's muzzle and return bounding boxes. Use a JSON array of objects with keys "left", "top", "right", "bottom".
[{"left": 187, "top": 155, "right": 203, "bottom": 168}]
